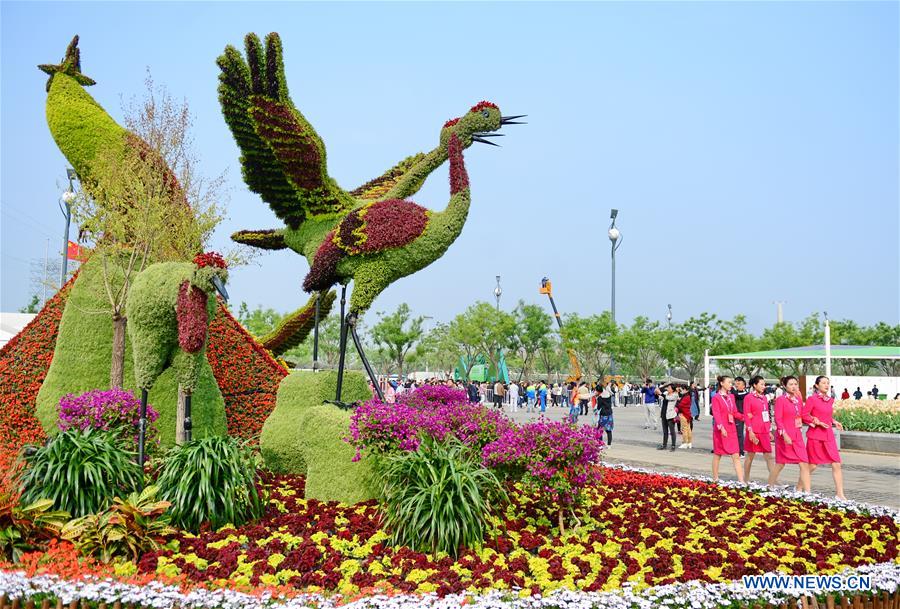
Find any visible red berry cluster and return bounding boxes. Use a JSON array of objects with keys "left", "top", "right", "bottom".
[{"left": 193, "top": 251, "right": 227, "bottom": 269}]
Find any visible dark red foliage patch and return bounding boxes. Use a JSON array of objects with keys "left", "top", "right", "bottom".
[{"left": 176, "top": 281, "right": 209, "bottom": 354}]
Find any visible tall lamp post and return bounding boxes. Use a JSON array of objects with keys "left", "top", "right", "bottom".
[
  {"left": 59, "top": 168, "right": 77, "bottom": 288},
  {"left": 494, "top": 275, "right": 502, "bottom": 312},
  {"left": 608, "top": 210, "right": 622, "bottom": 374},
  {"left": 665, "top": 304, "right": 673, "bottom": 379}
]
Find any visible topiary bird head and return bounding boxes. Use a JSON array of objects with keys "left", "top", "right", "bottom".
[
  {"left": 38, "top": 35, "right": 96, "bottom": 93},
  {"left": 440, "top": 101, "right": 525, "bottom": 149},
  {"left": 191, "top": 252, "right": 229, "bottom": 301}
]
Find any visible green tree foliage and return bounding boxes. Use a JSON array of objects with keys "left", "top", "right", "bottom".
[
  {"left": 18, "top": 295, "right": 41, "bottom": 314},
  {"left": 509, "top": 301, "right": 553, "bottom": 381},
  {"left": 561, "top": 312, "right": 617, "bottom": 382},
  {"left": 446, "top": 303, "right": 515, "bottom": 380},
  {"left": 370, "top": 303, "right": 426, "bottom": 377},
  {"left": 236, "top": 302, "right": 283, "bottom": 337},
  {"left": 661, "top": 313, "right": 756, "bottom": 381},
  {"left": 613, "top": 317, "right": 665, "bottom": 380}
]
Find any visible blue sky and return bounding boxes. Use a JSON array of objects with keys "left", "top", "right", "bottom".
[{"left": 2, "top": 2, "right": 897, "bottom": 333}]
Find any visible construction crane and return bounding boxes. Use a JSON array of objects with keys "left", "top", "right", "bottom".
[{"left": 539, "top": 277, "right": 582, "bottom": 383}]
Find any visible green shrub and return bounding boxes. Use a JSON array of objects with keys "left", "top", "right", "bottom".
[
  {"left": 19, "top": 428, "right": 141, "bottom": 517},
  {"left": 156, "top": 436, "right": 263, "bottom": 532},
  {"left": 375, "top": 437, "right": 506, "bottom": 557},
  {"left": 260, "top": 370, "right": 375, "bottom": 503},
  {"left": 62, "top": 485, "right": 176, "bottom": 563}
]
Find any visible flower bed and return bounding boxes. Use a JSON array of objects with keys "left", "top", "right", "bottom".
[
  {"left": 2, "top": 465, "right": 898, "bottom": 608},
  {"left": 834, "top": 399, "right": 900, "bottom": 434},
  {"left": 129, "top": 467, "right": 897, "bottom": 598}
]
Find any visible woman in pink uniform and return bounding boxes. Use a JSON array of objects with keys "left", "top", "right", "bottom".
[
  {"left": 711, "top": 375, "right": 745, "bottom": 482},
  {"left": 742, "top": 375, "right": 775, "bottom": 484},
  {"left": 804, "top": 376, "right": 846, "bottom": 499},
  {"left": 771, "top": 375, "right": 811, "bottom": 492}
]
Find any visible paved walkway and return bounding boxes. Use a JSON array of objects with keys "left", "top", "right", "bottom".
[{"left": 500, "top": 401, "right": 900, "bottom": 509}]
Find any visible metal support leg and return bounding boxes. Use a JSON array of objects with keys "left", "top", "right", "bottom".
[
  {"left": 138, "top": 388, "right": 148, "bottom": 489},
  {"left": 349, "top": 313, "right": 384, "bottom": 402},
  {"left": 184, "top": 392, "right": 193, "bottom": 443},
  {"left": 335, "top": 285, "right": 348, "bottom": 401},
  {"left": 312, "top": 292, "right": 320, "bottom": 372}
]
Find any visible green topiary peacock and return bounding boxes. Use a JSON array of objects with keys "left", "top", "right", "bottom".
[
  {"left": 218, "top": 32, "right": 523, "bottom": 399},
  {"left": 126, "top": 252, "right": 230, "bottom": 461}
]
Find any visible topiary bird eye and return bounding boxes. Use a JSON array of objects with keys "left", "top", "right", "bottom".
[{"left": 481, "top": 110, "right": 490, "bottom": 118}]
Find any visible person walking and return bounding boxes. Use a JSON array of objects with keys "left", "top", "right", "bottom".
[
  {"left": 526, "top": 382, "right": 537, "bottom": 413},
  {"left": 871, "top": 385, "right": 880, "bottom": 400},
  {"left": 676, "top": 385, "right": 693, "bottom": 449},
  {"left": 597, "top": 381, "right": 614, "bottom": 445},
  {"left": 641, "top": 379, "right": 658, "bottom": 430},
  {"left": 493, "top": 380, "right": 506, "bottom": 409},
  {"left": 771, "top": 376, "right": 811, "bottom": 492},
  {"left": 840, "top": 388, "right": 850, "bottom": 400},
  {"left": 731, "top": 377, "right": 750, "bottom": 457},
  {"left": 657, "top": 384, "right": 679, "bottom": 451},
  {"left": 539, "top": 381, "right": 548, "bottom": 413},
  {"left": 711, "top": 375, "right": 745, "bottom": 482},
  {"left": 805, "top": 376, "right": 846, "bottom": 500},
  {"left": 853, "top": 387, "right": 863, "bottom": 400},
  {"left": 552, "top": 383, "right": 562, "bottom": 408},
  {"left": 508, "top": 380, "right": 519, "bottom": 412},
  {"left": 575, "top": 381, "right": 590, "bottom": 423},
  {"left": 743, "top": 375, "right": 775, "bottom": 483}
]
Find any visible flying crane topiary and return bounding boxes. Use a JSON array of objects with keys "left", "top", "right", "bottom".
[{"left": 217, "top": 32, "right": 523, "bottom": 400}]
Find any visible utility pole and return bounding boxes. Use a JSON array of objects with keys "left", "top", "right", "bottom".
[{"left": 42, "top": 239, "right": 50, "bottom": 305}]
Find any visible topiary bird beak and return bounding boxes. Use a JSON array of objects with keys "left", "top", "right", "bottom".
[
  {"left": 472, "top": 133, "right": 503, "bottom": 146},
  {"left": 212, "top": 276, "right": 229, "bottom": 301},
  {"left": 501, "top": 115, "right": 527, "bottom": 125}
]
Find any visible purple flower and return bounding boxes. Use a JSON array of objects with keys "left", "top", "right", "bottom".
[{"left": 58, "top": 388, "right": 159, "bottom": 450}]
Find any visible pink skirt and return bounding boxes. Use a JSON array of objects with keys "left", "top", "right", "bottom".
[
  {"left": 745, "top": 427, "right": 772, "bottom": 453},
  {"left": 806, "top": 437, "right": 841, "bottom": 464},
  {"left": 775, "top": 429, "right": 808, "bottom": 464},
  {"left": 713, "top": 422, "right": 740, "bottom": 455}
]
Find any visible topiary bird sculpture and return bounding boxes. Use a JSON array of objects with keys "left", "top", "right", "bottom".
[
  {"left": 126, "top": 252, "right": 230, "bottom": 461},
  {"left": 217, "top": 32, "right": 523, "bottom": 400}
]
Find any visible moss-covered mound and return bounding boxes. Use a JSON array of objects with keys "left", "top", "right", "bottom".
[
  {"left": 260, "top": 370, "right": 375, "bottom": 503},
  {"left": 35, "top": 259, "right": 226, "bottom": 447}
]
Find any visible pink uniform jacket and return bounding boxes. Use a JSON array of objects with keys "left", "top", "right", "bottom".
[
  {"left": 774, "top": 394, "right": 809, "bottom": 464},
  {"left": 804, "top": 392, "right": 841, "bottom": 464},
  {"left": 712, "top": 392, "right": 743, "bottom": 455},
  {"left": 743, "top": 392, "right": 772, "bottom": 453}
]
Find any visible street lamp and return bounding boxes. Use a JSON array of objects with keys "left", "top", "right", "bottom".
[
  {"left": 494, "top": 275, "right": 502, "bottom": 312},
  {"left": 666, "top": 304, "right": 673, "bottom": 328},
  {"left": 59, "top": 168, "right": 77, "bottom": 288},
  {"left": 608, "top": 209, "right": 623, "bottom": 374}
]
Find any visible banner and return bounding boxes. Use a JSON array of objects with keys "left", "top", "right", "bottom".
[{"left": 67, "top": 241, "right": 88, "bottom": 261}]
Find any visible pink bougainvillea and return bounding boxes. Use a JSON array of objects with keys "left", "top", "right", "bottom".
[{"left": 176, "top": 281, "right": 209, "bottom": 353}]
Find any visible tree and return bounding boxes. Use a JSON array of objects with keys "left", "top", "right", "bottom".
[
  {"left": 415, "top": 323, "right": 459, "bottom": 377},
  {"left": 18, "top": 295, "right": 41, "bottom": 314},
  {"left": 664, "top": 313, "right": 757, "bottom": 381},
  {"left": 71, "top": 76, "right": 223, "bottom": 388},
  {"left": 756, "top": 314, "right": 823, "bottom": 379},
  {"left": 370, "top": 303, "right": 426, "bottom": 378},
  {"left": 613, "top": 317, "right": 665, "bottom": 380},
  {"left": 236, "top": 302, "right": 284, "bottom": 337},
  {"left": 536, "top": 336, "right": 567, "bottom": 383},
  {"left": 561, "top": 312, "right": 617, "bottom": 382},
  {"left": 509, "top": 301, "right": 553, "bottom": 381},
  {"left": 446, "top": 303, "right": 515, "bottom": 380}
]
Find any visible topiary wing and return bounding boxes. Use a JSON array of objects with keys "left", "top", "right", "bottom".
[{"left": 217, "top": 32, "right": 354, "bottom": 228}]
